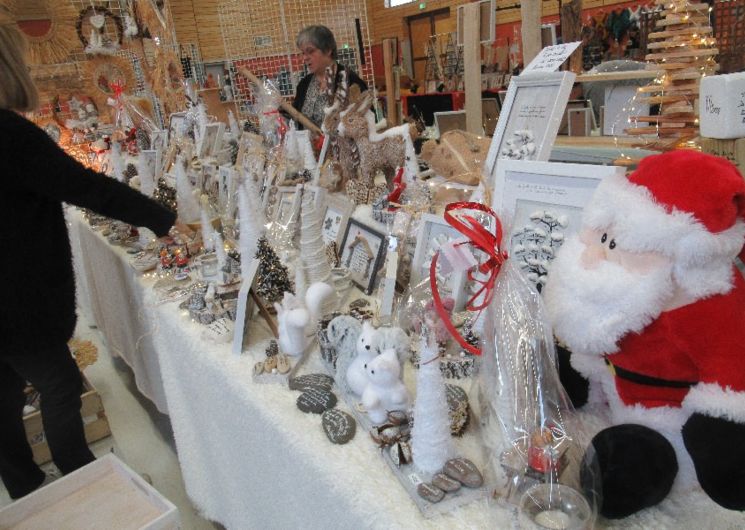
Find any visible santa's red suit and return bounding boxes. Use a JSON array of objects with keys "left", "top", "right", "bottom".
[
  {"left": 610, "top": 269, "right": 745, "bottom": 410},
  {"left": 544, "top": 150, "right": 745, "bottom": 518}
]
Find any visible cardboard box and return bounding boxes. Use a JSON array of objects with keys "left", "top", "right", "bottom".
[
  {"left": 0, "top": 454, "right": 179, "bottom": 529},
  {"left": 23, "top": 373, "right": 111, "bottom": 466}
]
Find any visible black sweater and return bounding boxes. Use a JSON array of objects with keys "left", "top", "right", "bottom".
[
  {"left": 291, "top": 63, "right": 368, "bottom": 128},
  {"left": 0, "top": 109, "right": 176, "bottom": 355}
]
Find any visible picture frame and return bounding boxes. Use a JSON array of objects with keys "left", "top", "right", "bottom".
[
  {"left": 484, "top": 71, "right": 576, "bottom": 180},
  {"left": 568, "top": 108, "right": 593, "bottom": 136},
  {"left": 434, "top": 110, "right": 467, "bottom": 138},
  {"left": 150, "top": 129, "right": 168, "bottom": 154},
  {"left": 456, "top": 0, "right": 496, "bottom": 45},
  {"left": 218, "top": 165, "right": 238, "bottom": 208},
  {"left": 493, "top": 160, "right": 624, "bottom": 290},
  {"left": 482, "top": 98, "right": 500, "bottom": 136},
  {"left": 320, "top": 194, "right": 355, "bottom": 247},
  {"left": 303, "top": 184, "right": 327, "bottom": 212},
  {"left": 339, "top": 218, "right": 387, "bottom": 295},
  {"left": 168, "top": 112, "right": 187, "bottom": 139},
  {"left": 197, "top": 122, "right": 226, "bottom": 158},
  {"left": 411, "top": 213, "right": 470, "bottom": 310},
  {"left": 274, "top": 185, "right": 302, "bottom": 224}
]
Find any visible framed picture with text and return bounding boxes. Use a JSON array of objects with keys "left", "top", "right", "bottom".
[{"left": 339, "top": 218, "right": 387, "bottom": 295}]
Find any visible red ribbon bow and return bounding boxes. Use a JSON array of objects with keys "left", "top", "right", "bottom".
[{"left": 429, "top": 201, "right": 507, "bottom": 355}]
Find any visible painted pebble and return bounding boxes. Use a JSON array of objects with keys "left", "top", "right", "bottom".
[
  {"left": 445, "top": 384, "right": 470, "bottom": 436},
  {"left": 276, "top": 354, "right": 291, "bottom": 374},
  {"left": 417, "top": 482, "right": 445, "bottom": 503},
  {"left": 253, "top": 362, "right": 264, "bottom": 376},
  {"left": 321, "top": 409, "right": 356, "bottom": 444},
  {"left": 289, "top": 373, "right": 334, "bottom": 392},
  {"left": 432, "top": 472, "right": 461, "bottom": 493},
  {"left": 297, "top": 387, "right": 337, "bottom": 414},
  {"left": 443, "top": 458, "right": 483, "bottom": 488}
]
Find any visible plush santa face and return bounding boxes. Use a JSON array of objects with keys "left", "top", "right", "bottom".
[{"left": 543, "top": 226, "right": 675, "bottom": 357}]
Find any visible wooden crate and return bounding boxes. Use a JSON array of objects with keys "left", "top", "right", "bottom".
[
  {"left": 0, "top": 453, "right": 179, "bottom": 529},
  {"left": 700, "top": 137, "right": 745, "bottom": 175},
  {"left": 23, "top": 373, "right": 111, "bottom": 466}
]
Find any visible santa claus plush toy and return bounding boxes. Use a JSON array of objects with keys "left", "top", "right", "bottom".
[{"left": 543, "top": 150, "right": 745, "bottom": 519}]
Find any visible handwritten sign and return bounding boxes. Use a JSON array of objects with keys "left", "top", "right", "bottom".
[{"left": 523, "top": 42, "right": 581, "bottom": 73}]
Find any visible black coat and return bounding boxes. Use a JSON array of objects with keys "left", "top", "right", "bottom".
[
  {"left": 291, "top": 63, "right": 368, "bottom": 128},
  {"left": 0, "top": 109, "right": 176, "bottom": 355}
]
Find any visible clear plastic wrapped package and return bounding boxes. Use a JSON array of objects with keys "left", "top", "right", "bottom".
[{"left": 478, "top": 259, "right": 598, "bottom": 529}]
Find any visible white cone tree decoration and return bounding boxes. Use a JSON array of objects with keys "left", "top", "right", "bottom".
[
  {"left": 200, "top": 195, "right": 214, "bottom": 251},
  {"left": 213, "top": 230, "right": 227, "bottom": 270},
  {"left": 412, "top": 334, "right": 455, "bottom": 475},
  {"left": 137, "top": 152, "right": 155, "bottom": 197},
  {"left": 109, "top": 141, "right": 126, "bottom": 183},
  {"left": 300, "top": 191, "right": 332, "bottom": 285},
  {"left": 175, "top": 157, "right": 200, "bottom": 223},
  {"left": 238, "top": 183, "right": 264, "bottom": 279}
]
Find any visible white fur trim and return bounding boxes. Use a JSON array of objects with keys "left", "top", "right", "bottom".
[
  {"left": 584, "top": 173, "right": 744, "bottom": 297},
  {"left": 682, "top": 383, "right": 745, "bottom": 423}
]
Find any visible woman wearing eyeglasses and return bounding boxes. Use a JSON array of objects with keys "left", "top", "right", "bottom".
[{"left": 293, "top": 25, "right": 368, "bottom": 128}]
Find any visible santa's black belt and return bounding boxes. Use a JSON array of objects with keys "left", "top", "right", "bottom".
[{"left": 604, "top": 358, "right": 697, "bottom": 389}]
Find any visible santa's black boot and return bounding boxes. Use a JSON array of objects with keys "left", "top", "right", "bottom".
[
  {"left": 581, "top": 424, "right": 678, "bottom": 518},
  {"left": 683, "top": 413, "right": 745, "bottom": 510}
]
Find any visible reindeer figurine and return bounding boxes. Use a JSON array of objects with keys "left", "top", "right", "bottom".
[
  {"left": 320, "top": 66, "right": 359, "bottom": 192},
  {"left": 337, "top": 91, "right": 409, "bottom": 202}
]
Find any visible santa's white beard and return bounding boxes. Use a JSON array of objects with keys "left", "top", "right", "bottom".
[{"left": 543, "top": 237, "right": 674, "bottom": 357}]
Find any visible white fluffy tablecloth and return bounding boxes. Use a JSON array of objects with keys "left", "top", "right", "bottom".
[{"left": 69, "top": 210, "right": 745, "bottom": 530}]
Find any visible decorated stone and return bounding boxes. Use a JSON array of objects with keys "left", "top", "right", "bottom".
[
  {"left": 432, "top": 472, "right": 461, "bottom": 493},
  {"left": 253, "top": 362, "right": 264, "bottom": 376},
  {"left": 445, "top": 384, "right": 470, "bottom": 436},
  {"left": 289, "top": 373, "right": 334, "bottom": 392},
  {"left": 443, "top": 458, "right": 483, "bottom": 488},
  {"left": 417, "top": 482, "right": 445, "bottom": 503},
  {"left": 321, "top": 409, "right": 356, "bottom": 444},
  {"left": 276, "top": 354, "right": 291, "bottom": 375},
  {"left": 297, "top": 387, "right": 337, "bottom": 414}
]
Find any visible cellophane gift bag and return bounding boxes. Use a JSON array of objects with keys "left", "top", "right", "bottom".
[{"left": 478, "top": 259, "right": 599, "bottom": 529}]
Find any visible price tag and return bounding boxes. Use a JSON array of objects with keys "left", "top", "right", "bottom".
[{"left": 523, "top": 42, "right": 581, "bottom": 73}]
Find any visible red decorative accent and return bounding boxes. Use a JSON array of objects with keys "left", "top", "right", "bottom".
[
  {"left": 386, "top": 167, "right": 406, "bottom": 208},
  {"left": 429, "top": 201, "right": 507, "bottom": 355}
]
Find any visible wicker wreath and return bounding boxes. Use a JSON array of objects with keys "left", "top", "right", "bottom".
[
  {"left": 75, "top": 5, "right": 123, "bottom": 48},
  {"left": 3, "top": 0, "right": 78, "bottom": 64},
  {"left": 84, "top": 55, "right": 137, "bottom": 118},
  {"left": 152, "top": 47, "right": 186, "bottom": 116}
]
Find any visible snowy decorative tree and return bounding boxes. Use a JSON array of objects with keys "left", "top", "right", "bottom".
[
  {"left": 228, "top": 109, "right": 241, "bottom": 139},
  {"left": 200, "top": 195, "right": 214, "bottom": 252},
  {"left": 175, "top": 157, "right": 201, "bottom": 223},
  {"left": 300, "top": 191, "right": 332, "bottom": 285},
  {"left": 109, "top": 141, "right": 126, "bottom": 183},
  {"left": 412, "top": 334, "right": 455, "bottom": 475},
  {"left": 511, "top": 210, "right": 568, "bottom": 291},
  {"left": 213, "top": 230, "right": 227, "bottom": 271},
  {"left": 137, "top": 151, "right": 155, "bottom": 197},
  {"left": 255, "top": 236, "right": 294, "bottom": 303}
]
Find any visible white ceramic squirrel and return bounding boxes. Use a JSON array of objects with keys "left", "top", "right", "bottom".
[
  {"left": 361, "top": 348, "right": 410, "bottom": 424},
  {"left": 274, "top": 281, "right": 334, "bottom": 357},
  {"left": 344, "top": 321, "right": 411, "bottom": 396},
  {"left": 346, "top": 321, "right": 379, "bottom": 396}
]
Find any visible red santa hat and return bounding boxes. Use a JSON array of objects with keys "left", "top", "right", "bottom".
[{"left": 582, "top": 150, "right": 745, "bottom": 299}]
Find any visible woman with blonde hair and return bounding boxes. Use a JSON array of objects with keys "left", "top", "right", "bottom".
[{"left": 0, "top": 12, "right": 182, "bottom": 499}]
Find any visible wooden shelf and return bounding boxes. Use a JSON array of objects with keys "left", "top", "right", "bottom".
[{"left": 575, "top": 70, "right": 663, "bottom": 83}]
